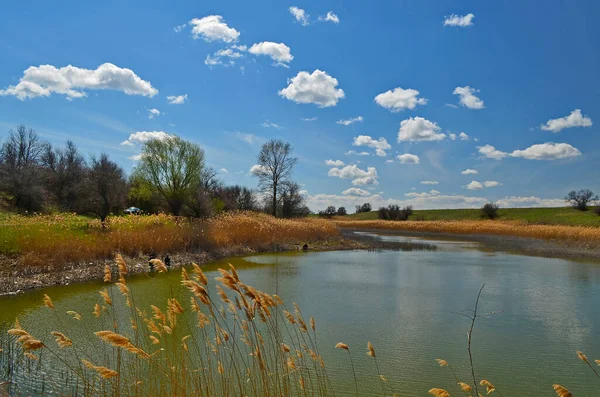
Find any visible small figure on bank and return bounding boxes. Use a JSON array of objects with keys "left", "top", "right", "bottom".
[
  {"left": 302, "top": 243, "right": 309, "bottom": 251},
  {"left": 164, "top": 254, "right": 171, "bottom": 267},
  {"left": 149, "top": 252, "right": 157, "bottom": 269}
]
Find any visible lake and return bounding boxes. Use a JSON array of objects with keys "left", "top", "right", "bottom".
[{"left": 2, "top": 231, "right": 600, "bottom": 396}]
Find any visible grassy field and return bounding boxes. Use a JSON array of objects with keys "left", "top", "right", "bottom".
[{"left": 343, "top": 206, "right": 600, "bottom": 226}]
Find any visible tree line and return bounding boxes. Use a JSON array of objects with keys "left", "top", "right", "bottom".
[{"left": 0, "top": 125, "right": 309, "bottom": 220}]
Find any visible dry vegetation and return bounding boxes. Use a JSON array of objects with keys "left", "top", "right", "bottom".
[
  {"left": 334, "top": 219, "right": 600, "bottom": 245},
  {"left": 1, "top": 256, "right": 598, "bottom": 396},
  {"left": 0, "top": 212, "right": 338, "bottom": 271}
]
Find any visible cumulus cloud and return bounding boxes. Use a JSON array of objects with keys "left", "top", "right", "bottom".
[
  {"left": 453, "top": 86, "right": 484, "bottom": 109},
  {"left": 319, "top": 11, "right": 339, "bottom": 23},
  {"left": 328, "top": 164, "right": 378, "bottom": 185},
  {"left": 461, "top": 168, "right": 478, "bottom": 175},
  {"left": 325, "top": 159, "right": 344, "bottom": 166},
  {"left": 374, "top": 87, "right": 427, "bottom": 112},
  {"left": 346, "top": 150, "right": 370, "bottom": 156},
  {"left": 478, "top": 144, "right": 508, "bottom": 160},
  {"left": 483, "top": 181, "right": 501, "bottom": 187},
  {"left": 459, "top": 132, "right": 470, "bottom": 140},
  {"left": 449, "top": 133, "right": 457, "bottom": 140},
  {"left": 249, "top": 42, "right": 293, "bottom": 67},
  {"left": 342, "top": 187, "right": 371, "bottom": 197},
  {"left": 121, "top": 131, "right": 175, "bottom": 146},
  {"left": 189, "top": 15, "right": 240, "bottom": 43},
  {"left": 337, "top": 116, "right": 363, "bottom": 126},
  {"left": 443, "top": 13, "right": 475, "bottom": 27},
  {"left": 0, "top": 63, "right": 158, "bottom": 100},
  {"left": 398, "top": 117, "right": 446, "bottom": 142},
  {"left": 421, "top": 181, "right": 439, "bottom": 185},
  {"left": 510, "top": 142, "right": 581, "bottom": 160},
  {"left": 279, "top": 70, "right": 345, "bottom": 107},
  {"left": 289, "top": 6, "right": 310, "bottom": 26},
  {"left": 249, "top": 164, "right": 268, "bottom": 175},
  {"left": 204, "top": 47, "right": 245, "bottom": 68},
  {"left": 465, "top": 181, "right": 483, "bottom": 190},
  {"left": 147, "top": 108, "right": 161, "bottom": 119},
  {"left": 397, "top": 153, "right": 420, "bottom": 164},
  {"left": 353, "top": 135, "right": 391, "bottom": 157},
  {"left": 405, "top": 190, "right": 441, "bottom": 198},
  {"left": 167, "top": 94, "right": 188, "bottom": 105},
  {"left": 540, "top": 109, "right": 592, "bottom": 133}
]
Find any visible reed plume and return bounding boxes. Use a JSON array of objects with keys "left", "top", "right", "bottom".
[
  {"left": 43, "top": 294, "right": 54, "bottom": 309},
  {"left": 51, "top": 331, "right": 73, "bottom": 348},
  {"left": 428, "top": 388, "right": 450, "bottom": 397},
  {"left": 82, "top": 359, "right": 119, "bottom": 379},
  {"left": 552, "top": 384, "right": 573, "bottom": 397}
]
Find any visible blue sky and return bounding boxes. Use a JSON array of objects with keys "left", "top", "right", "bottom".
[{"left": 1, "top": 0, "right": 599, "bottom": 211}]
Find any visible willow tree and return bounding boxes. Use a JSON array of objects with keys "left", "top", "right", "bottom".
[
  {"left": 133, "top": 136, "right": 204, "bottom": 215},
  {"left": 252, "top": 139, "right": 297, "bottom": 217}
]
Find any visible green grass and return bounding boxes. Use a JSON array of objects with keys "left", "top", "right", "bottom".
[{"left": 344, "top": 206, "right": 600, "bottom": 226}]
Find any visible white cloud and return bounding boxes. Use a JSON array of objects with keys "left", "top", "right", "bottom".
[
  {"left": 260, "top": 120, "right": 280, "bottom": 128},
  {"left": 465, "top": 181, "right": 483, "bottom": 190},
  {"left": 398, "top": 117, "right": 446, "bottom": 142},
  {"left": 249, "top": 164, "right": 268, "bottom": 175},
  {"left": 496, "top": 196, "right": 566, "bottom": 208},
  {"left": 510, "top": 142, "right": 582, "bottom": 160},
  {"left": 128, "top": 154, "right": 142, "bottom": 161},
  {"left": 342, "top": 187, "right": 371, "bottom": 197},
  {"left": 405, "top": 190, "right": 441, "bottom": 198},
  {"left": 443, "top": 13, "right": 475, "bottom": 27},
  {"left": 328, "top": 164, "right": 378, "bottom": 185},
  {"left": 540, "top": 109, "right": 592, "bottom": 133},
  {"left": 121, "top": 131, "right": 175, "bottom": 146},
  {"left": 385, "top": 159, "right": 394, "bottom": 164},
  {"left": 461, "top": 168, "right": 478, "bottom": 175},
  {"left": 204, "top": 47, "right": 245, "bottom": 68},
  {"left": 353, "top": 135, "right": 391, "bottom": 157},
  {"left": 301, "top": 117, "right": 317, "bottom": 121},
  {"left": 289, "top": 6, "right": 310, "bottom": 26},
  {"left": 374, "top": 87, "right": 427, "bottom": 112},
  {"left": 478, "top": 144, "right": 508, "bottom": 160},
  {"left": 483, "top": 181, "right": 501, "bottom": 188},
  {"left": 453, "top": 86, "right": 484, "bottom": 109},
  {"left": 444, "top": 103, "right": 459, "bottom": 109},
  {"left": 319, "top": 11, "right": 339, "bottom": 23},
  {"left": 459, "top": 132, "right": 470, "bottom": 140},
  {"left": 421, "top": 181, "right": 439, "bottom": 185},
  {"left": 174, "top": 23, "right": 187, "bottom": 33},
  {"left": 346, "top": 150, "right": 370, "bottom": 156},
  {"left": 189, "top": 15, "right": 240, "bottom": 43},
  {"left": 397, "top": 153, "right": 420, "bottom": 164},
  {"left": 337, "top": 116, "right": 363, "bottom": 126},
  {"left": 279, "top": 70, "right": 345, "bottom": 107},
  {"left": 147, "top": 108, "right": 161, "bottom": 119},
  {"left": 220, "top": 168, "right": 229, "bottom": 174},
  {"left": 449, "top": 133, "right": 457, "bottom": 140},
  {"left": 249, "top": 42, "right": 293, "bottom": 67},
  {"left": 0, "top": 63, "right": 158, "bottom": 100},
  {"left": 167, "top": 94, "right": 188, "bottom": 105},
  {"left": 325, "top": 159, "right": 344, "bottom": 166},
  {"left": 235, "top": 132, "right": 259, "bottom": 144}
]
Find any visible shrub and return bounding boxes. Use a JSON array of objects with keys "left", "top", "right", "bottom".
[
  {"left": 355, "top": 203, "right": 372, "bottom": 213},
  {"left": 378, "top": 205, "right": 412, "bottom": 221},
  {"left": 336, "top": 206, "right": 347, "bottom": 216},
  {"left": 481, "top": 203, "right": 500, "bottom": 219},
  {"left": 318, "top": 206, "right": 337, "bottom": 218}
]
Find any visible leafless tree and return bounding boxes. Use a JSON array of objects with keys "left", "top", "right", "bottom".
[
  {"left": 0, "top": 125, "right": 47, "bottom": 211},
  {"left": 280, "top": 182, "right": 309, "bottom": 218},
  {"left": 188, "top": 167, "right": 222, "bottom": 217},
  {"left": 220, "top": 185, "right": 257, "bottom": 211},
  {"left": 84, "top": 154, "right": 128, "bottom": 222},
  {"left": 41, "top": 140, "right": 87, "bottom": 211},
  {"left": 252, "top": 139, "right": 298, "bottom": 217}
]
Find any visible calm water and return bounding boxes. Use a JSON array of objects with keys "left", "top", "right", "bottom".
[{"left": 2, "top": 232, "right": 600, "bottom": 396}]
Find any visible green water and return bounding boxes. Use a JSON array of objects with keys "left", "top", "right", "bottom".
[{"left": 2, "top": 232, "right": 600, "bottom": 396}]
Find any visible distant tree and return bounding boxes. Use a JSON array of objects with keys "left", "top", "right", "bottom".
[
  {"left": 0, "top": 125, "right": 46, "bottom": 211},
  {"left": 220, "top": 185, "right": 257, "bottom": 212},
  {"left": 188, "top": 167, "right": 222, "bottom": 217},
  {"left": 132, "top": 136, "right": 205, "bottom": 216},
  {"left": 41, "top": 140, "right": 86, "bottom": 211},
  {"left": 566, "top": 189, "right": 598, "bottom": 211},
  {"left": 355, "top": 202, "right": 372, "bottom": 214},
  {"left": 336, "top": 206, "right": 347, "bottom": 216},
  {"left": 481, "top": 202, "right": 500, "bottom": 220},
  {"left": 84, "top": 154, "right": 128, "bottom": 222},
  {"left": 279, "top": 182, "right": 309, "bottom": 218},
  {"left": 378, "top": 204, "right": 412, "bottom": 221},
  {"left": 319, "top": 206, "right": 337, "bottom": 218},
  {"left": 252, "top": 139, "right": 298, "bottom": 217}
]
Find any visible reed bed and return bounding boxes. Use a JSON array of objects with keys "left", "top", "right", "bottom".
[
  {"left": 334, "top": 219, "right": 600, "bottom": 244},
  {"left": 0, "top": 212, "right": 338, "bottom": 270},
  {"left": 1, "top": 256, "right": 598, "bottom": 396}
]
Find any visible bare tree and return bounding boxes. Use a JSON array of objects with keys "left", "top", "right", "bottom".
[
  {"left": 188, "top": 167, "right": 222, "bottom": 217},
  {"left": 566, "top": 189, "right": 598, "bottom": 211},
  {"left": 41, "top": 140, "right": 87, "bottom": 211},
  {"left": 132, "top": 136, "right": 205, "bottom": 215},
  {"left": 279, "top": 182, "right": 309, "bottom": 218},
  {"left": 85, "top": 154, "right": 128, "bottom": 222},
  {"left": 220, "top": 185, "right": 257, "bottom": 211},
  {"left": 252, "top": 139, "right": 298, "bottom": 217},
  {"left": 0, "top": 126, "right": 46, "bottom": 211}
]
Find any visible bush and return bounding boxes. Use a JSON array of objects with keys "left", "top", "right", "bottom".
[
  {"left": 336, "top": 206, "right": 347, "bottom": 216},
  {"left": 481, "top": 202, "right": 500, "bottom": 219},
  {"left": 378, "top": 204, "right": 412, "bottom": 221},
  {"left": 318, "top": 206, "right": 337, "bottom": 218},
  {"left": 355, "top": 203, "right": 372, "bottom": 213}
]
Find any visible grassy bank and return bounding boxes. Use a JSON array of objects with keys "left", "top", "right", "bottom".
[
  {"left": 0, "top": 212, "right": 338, "bottom": 272},
  {"left": 334, "top": 219, "right": 600, "bottom": 245},
  {"left": 344, "top": 206, "right": 600, "bottom": 226}
]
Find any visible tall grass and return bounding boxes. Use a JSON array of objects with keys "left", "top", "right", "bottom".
[
  {"left": 334, "top": 219, "right": 600, "bottom": 244},
  {"left": 1, "top": 256, "right": 598, "bottom": 396},
  {"left": 0, "top": 212, "right": 338, "bottom": 271}
]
